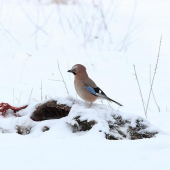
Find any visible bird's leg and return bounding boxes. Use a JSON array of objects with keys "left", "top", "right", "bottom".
[{"left": 89, "top": 102, "right": 92, "bottom": 108}]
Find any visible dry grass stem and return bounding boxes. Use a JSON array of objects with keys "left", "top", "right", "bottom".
[
  {"left": 150, "top": 65, "right": 160, "bottom": 112},
  {"left": 133, "top": 65, "right": 146, "bottom": 115},
  {"left": 145, "top": 35, "right": 162, "bottom": 117},
  {"left": 28, "top": 88, "right": 33, "bottom": 102},
  {"left": 57, "top": 60, "right": 70, "bottom": 96}
]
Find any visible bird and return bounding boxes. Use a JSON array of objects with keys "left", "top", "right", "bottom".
[{"left": 67, "top": 64, "right": 123, "bottom": 108}]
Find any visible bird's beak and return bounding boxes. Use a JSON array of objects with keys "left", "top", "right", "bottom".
[{"left": 67, "top": 70, "right": 72, "bottom": 73}]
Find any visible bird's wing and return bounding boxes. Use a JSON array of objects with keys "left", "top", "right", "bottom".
[
  {"left": 84, "top": 86, "right": 97, "bottom": 95},
  {"left": 84, "top": 86, "right": 106, "bottom": 97},
  {"left": 84, "top": 86, "right": 123, "bottom": 106}
]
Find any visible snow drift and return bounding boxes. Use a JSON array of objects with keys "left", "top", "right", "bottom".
[{"left": 0, "top": 97, "right": 164, "bottom": 140}]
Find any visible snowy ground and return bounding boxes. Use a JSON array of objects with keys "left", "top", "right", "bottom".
[
  {"left": 0, "top": 0, "right": 170, "bottom": 169},
  {"left": 0, "top": 97, "right": 170, "bottom": 170}
]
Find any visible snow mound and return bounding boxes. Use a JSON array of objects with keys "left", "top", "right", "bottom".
[
  {"left": 67, "top": 103, "right": 163, "bottom": 140},
  {"left": 0, "top": 97, "right": 165, "bottom": 140}
]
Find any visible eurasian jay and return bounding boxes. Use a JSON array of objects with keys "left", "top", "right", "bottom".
[{"left": 68, "top": 64, "right": 123, "bottom": 108}]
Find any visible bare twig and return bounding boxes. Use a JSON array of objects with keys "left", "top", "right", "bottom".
[
  {"left": 13, "top": 88, "right": 14, "bottom": 104},
  {"left": 35, "top": 5, "right": 40, "bottom": 50},
  {"left": 118, "top": 0, "right": 137, "bottom": 51},
  {"left": 16, "top": 97, "right": 19, "bottom": 104},
  {"left": 32, "top": 9, "right": 55, "bottom": 36},
  {"left": 145, "top": 35, "right": 162, "bottom": 117},
  {"left": 59, "top": 8, "right": 78, "bottom": 36},
  {"left": 57, "top": 60, "right": 69, "bottom": 96},
  {"left": 0, "top": 21, "right": 21, "bottom": 45},
  {"left": 67, "top": 60, "right": 71, "bottom": 80},
  {"left": 19, "top": 91, "right": 22, "bottom": 103},
  {"left": 28, "top": 88, "right": 33, "bottom": 102},
  {"left": 99, "top": 0, "right": 112, "bottom": 43},
  {"left": 18, "top": 1, "right": 48, "bottom": 35},
  {"left": 133, "top": 65, "right": 146, "bottom": 114},
  {"left": 19, "top": 56, "right": 30, "bottom": 83},
  {"left": 150, "top": 65, "right": 160, "bottom": 112},
  {"left": 48, "top": 79, "right": 63, "bottom": 82},
  {"left": 41, "top": 80, "right": 43, "bottom": 101},
  {"left": 15, "top": 91, "right": 22, "bottom": 104}
]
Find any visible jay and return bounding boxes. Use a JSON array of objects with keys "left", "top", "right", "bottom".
[{"left": 68, "top": 64, "right": 123, "bottom": 108}]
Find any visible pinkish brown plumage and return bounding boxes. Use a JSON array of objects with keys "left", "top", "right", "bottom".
[{"left": 68, "top": 64, "right": 123, "bottom": 108}]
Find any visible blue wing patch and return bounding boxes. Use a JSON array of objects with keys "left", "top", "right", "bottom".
[{"left": 85, "top": 86, "right": 96, "bottom": 95}]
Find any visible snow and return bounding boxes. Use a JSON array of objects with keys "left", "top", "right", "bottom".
[
  {"left": 0, "top": 0, "right": 170, "bottom": 169},
  {"left": 2, "top": 134, "right": 170, "bottom": 170},
  {"left": 0, "top": 97, "right": 169, "bottom": 170}
]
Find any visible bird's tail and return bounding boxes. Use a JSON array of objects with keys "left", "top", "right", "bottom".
[{"left": 107, "top": 97, "right": 123, "bottom": 106}]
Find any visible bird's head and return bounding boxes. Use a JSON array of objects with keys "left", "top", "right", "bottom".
[{"left": 67, "top": 64, "right": 86, "bottom": 76}]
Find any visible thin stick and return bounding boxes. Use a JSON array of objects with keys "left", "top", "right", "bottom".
[
  {"left": 16, "top": 97, "right": 19, "bottom": 104},
  {"left": 13, "top": 88, "right": 14, "bottom": 104},
  {"left": 41, "top": 80, "right": 43, "bottom": 101},
  {"left": 19, "top": 56, "right": 30, "bottom": 83},
  {"left": 31, "top": 8, "right": 55, "bottom": 36},
  {"left": 145, "top": 35, "right": 162, "bottom": 117},
  {"left": 32, "top": 98, "right": 38, "bottom": 102},
  {"left": 18, "top": 1, "right": 48, "bottom": 35},
  {"left": 57, "top": 60, "right": 69, "bottom": 96},
  {"left": 15, "top": 91, "right": 22, "bottom": 104},
  {"left": 0, "top": 21, "right": 21, "bottom": 45},
  {"left": 150, "top": 65, "right": 160, "bottom": 112},
  {"left": 35, "top": 5, "right": 39, "bottom": 50},
  {"left": 48, "top": 79, "right": 63, "bottom": 82},
  {"left": 133, "top": 65, "right": 146, "bottom": 114},
  {"left": 19, "top": 91, "right": 22, "bottom": 103},
  {"left": 28, "top": 88, "right": 33, "bottom": 102}
]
